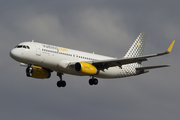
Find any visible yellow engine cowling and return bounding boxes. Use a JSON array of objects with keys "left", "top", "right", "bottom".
[
  {"left": 26, "top": 66, "right": 51, "bottom": 79},
  {"left": 74, "top": 62, "right": 98, "bottom": 75}
]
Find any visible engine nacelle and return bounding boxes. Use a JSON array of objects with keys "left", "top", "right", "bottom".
[
  {"left": 26, "top": 66, "right": 51, "bottom": 79},
  {"left": 74, "top": 62, "right": 98, "bottom": 75}
]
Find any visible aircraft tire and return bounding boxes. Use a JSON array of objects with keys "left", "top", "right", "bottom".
[
  {"left": 57, "top": 81, "right": 66, "bottom": 87},
  {"left": 61, "top": 81, "right": 66, "bottom": 87},
  {"left": 93, "top": 78, "right": 98, "bottom": 85},
  {"left": 89, "top": 78, "right": 98, "bottom": 85},
  {"left": 89, "top": 79, "right": 94, "bottom": 85},
  {"left": 57, "top": 81, "right": 62, "bottom": 87}
]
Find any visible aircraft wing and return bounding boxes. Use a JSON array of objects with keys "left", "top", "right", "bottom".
[{"left": 89, "top": 40, "right": 175, "bottom": 70}]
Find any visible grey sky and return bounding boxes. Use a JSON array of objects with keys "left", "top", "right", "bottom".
[{"left": 0, "top": 0, "right": 179, "bottom": 120}]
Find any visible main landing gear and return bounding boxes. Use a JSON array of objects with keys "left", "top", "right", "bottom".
[
  {"left": 57, "top": 73, "right": 66, "bottom": 87},
  {"left": 56, "top": 73, "right": 98, "bottom": 88},
  {"left": 89, "top": 77, "right": 98, "bottom": 85}
]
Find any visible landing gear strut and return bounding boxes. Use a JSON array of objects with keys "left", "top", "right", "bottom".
[
  {"left": 89, "top": 77, "right": 98, "bottom": 85},
  {"left": 57, "top": 73, "right": 66, "bottom": 87}
]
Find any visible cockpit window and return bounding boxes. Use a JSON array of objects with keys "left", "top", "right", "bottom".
[
  {"left": 16, "top": 45, "right": 23, "bottom": 48},
  {"left": 15, "top": 45, "right": 30, "bottom": 49}
]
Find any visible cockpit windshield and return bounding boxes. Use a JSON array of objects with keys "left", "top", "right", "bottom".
[{"left": 15, "top": 45, "right": 30, "bottom": 49}]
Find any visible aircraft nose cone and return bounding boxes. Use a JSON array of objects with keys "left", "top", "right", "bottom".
[
  {"left": 10, "top": 49, "right": 19, "bottom": 60},
  {"left": 10, "top": 49, "right": 15, "bottom": 59},
  {"left": 10, "top": 48, "right": 27, "bottom": 63}
]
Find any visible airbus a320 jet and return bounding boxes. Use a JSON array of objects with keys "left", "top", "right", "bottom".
[{"left": 10, "top": 33, "right": 175, "bottom": 88}]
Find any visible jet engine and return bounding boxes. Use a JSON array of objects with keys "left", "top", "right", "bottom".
[
  {"left": 26, "top": 66, "right": 51, "bottom": 79},
  {"left": 74, "top": 62, "right": 98, "bottom": 75}
]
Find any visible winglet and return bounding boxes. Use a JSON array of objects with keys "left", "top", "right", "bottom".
[{"left": 167, "top": 40, "right": 175, "bottom": 53}]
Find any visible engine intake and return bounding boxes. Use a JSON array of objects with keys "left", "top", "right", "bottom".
[
  {"left": 26, "top": 66, "right": 51, "bottom": 79},
  {"left": 74, "top": 62, "right": 98, "bottom": 75}
]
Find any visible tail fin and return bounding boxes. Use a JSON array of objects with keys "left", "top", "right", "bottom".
[{"left": 124, "top": 33, "right": 147, "bottom": 58}]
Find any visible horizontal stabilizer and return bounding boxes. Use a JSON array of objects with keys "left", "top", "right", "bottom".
[{"left": 136, "top": 65, "right": 169, "bottom": 70}]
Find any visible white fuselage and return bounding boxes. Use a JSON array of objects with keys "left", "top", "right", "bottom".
[{"left": 10, "top": 42, "right": 140, "bottom": 78}]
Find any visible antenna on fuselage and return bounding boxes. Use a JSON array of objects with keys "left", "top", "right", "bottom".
[{"left": 32, "top": 39, "right": 34, "bottom": 42}]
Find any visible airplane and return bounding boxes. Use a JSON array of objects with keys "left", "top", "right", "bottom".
[{"left": 10, "top": 33, "right": 175, "bottom": 88}]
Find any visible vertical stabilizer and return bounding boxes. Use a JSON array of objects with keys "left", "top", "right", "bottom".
[{"left": 124, "top": 33, "right": 147, "bottom": 58}]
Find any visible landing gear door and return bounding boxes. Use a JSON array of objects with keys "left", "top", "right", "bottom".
[{"left": 34, "top": 43, "right": 41, "bottom": 56}]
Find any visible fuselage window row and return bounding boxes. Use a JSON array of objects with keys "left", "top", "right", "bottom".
[{"left": 42, "top": 49, "right": 96, "bottom": 61}]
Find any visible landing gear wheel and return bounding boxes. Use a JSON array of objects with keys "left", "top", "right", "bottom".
[
  {"left": 57, "top": 81, "right": 62, "bottom": 87},
  {"left": 89, "top": 78, "right": 98, "bottom": 85},
  {"left": 89, "top": 79, "right": 94, "bottom": 85},
  {"left": 93, "top": 78, "right": 98, "bottom": 85},
  {"left": 57, "top": 81, "right": 66, "bottom": 87},
  {"left": 61, "top": 81, "right": 66, "bottom": 87}
]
